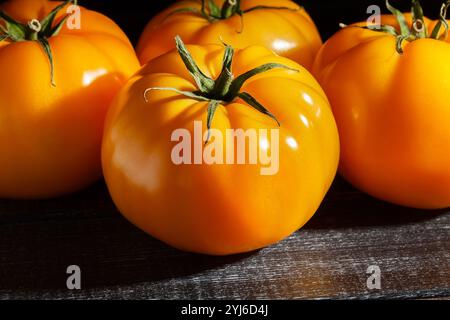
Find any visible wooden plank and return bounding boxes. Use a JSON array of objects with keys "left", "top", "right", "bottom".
[
  {"left": 0, "top": 179, "right": 448, "bottom": 299},
  {"left": 0, "top": 0, "right": 448, "bottom": 300}
]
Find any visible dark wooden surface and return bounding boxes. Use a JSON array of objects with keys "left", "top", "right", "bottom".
[
  {"left": 0, "top": 0, "right": 449, "bottom": 300},
  {"left": 0, "top": 177, "right": 448, "bottom": 300}
]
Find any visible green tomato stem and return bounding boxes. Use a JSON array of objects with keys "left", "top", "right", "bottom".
[
  {"left": 342, "top": 0, "right": 450, "bottom": 54},
  {"left": 163, "top": 0, "right": 299, "bottom": 31},
  {"left": 144, "top": 36, "right": 296, "bottom": 143},
  {"left": 0, "top": 0, "right": 76, "bottom": 86}
]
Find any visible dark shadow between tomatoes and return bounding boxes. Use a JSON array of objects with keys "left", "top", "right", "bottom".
[{"left": 304, "top": 176, "right": 449, "bottom": 230}]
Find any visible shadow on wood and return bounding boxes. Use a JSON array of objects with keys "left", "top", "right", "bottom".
[
  {"left": 306, "top": 177, "right": 448, "bottom": 230},
  {"left": 0, "top": 178, "right": 447, "bottom": 297}
]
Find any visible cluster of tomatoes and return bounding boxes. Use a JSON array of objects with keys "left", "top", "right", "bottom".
[{"left": 1, "top": 0, "right": 449, "bottom": 255}]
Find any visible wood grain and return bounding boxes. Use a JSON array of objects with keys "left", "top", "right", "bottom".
[
  {"left": 0, "top": 178, "right": 448, "bottom": 300},
  {"left": 0, "top": 0, "right": 448, "bottom": 300}
]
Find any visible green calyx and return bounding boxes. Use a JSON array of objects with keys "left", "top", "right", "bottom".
[
  {"left": 144, "top": 36, "right": 298, "bottom": 143},
  {"left": 343, "top": 0, "right": 450, "bottom": 54},
  {"left": 0, "top": 0, "right": 77, "bottom": 86},
  {"left": 165, "top": 0, "right": 299, "bottom": 31}
]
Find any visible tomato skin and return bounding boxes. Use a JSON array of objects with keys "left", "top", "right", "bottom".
[
  {"left": 136, "top": 0, "right": 322, "bottom": 70},
  {"left": 102, "top": 44, "right": 339, "bottom": 255},
  {"left": 0, "top": 0, "right": 140, "bottom": 199},
  {"left": 313, "top": 14, "right": 450, "bottom": 209}
]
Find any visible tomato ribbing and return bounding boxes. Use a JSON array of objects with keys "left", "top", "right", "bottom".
[{"left": 167, "top": 0, "right": 298, "bottom": 24}]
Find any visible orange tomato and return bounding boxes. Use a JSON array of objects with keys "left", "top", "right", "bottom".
[
  {"left": 102, "top": 38, "right": 339, "bottom": 255},
  {"left": 313, "top": 2, "right": 450, "bottom": 209},
  {"left": 136, "top": 0, "right": 322, "bottom": 70},
  {"left": 0, "top": 0, "right": 139, "bottom": 198}
]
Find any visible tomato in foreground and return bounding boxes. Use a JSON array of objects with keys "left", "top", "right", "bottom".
[
  {"left": 0, "top": 0, "right": 140, "bottom": 198},
  {"left": 102, "top": 37, "right": 339, "bottom": 255},
  {"left": 136, "top": 0, "right": 322, "bottom": 70},
  {"left": 313, "top": 0, "right": 450, "bottom": 209}
]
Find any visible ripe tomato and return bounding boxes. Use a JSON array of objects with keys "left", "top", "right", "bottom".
[
  {"left": 313, "top": 1, "right": 450, "bottom": 209},
  {"left": 102, "top": 38, "right": 339, "bottom": 255},
  {"left": 0, "top": 0, "right": 139, "bottom": 198},
  {"left": 136, "top": 0, "right": 322, "bottom": 70}
]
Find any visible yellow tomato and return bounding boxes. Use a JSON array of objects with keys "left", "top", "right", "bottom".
[
  {"left": 0, "top": 0, "right": 139, "bottom": 198},
  {"left": 102, "top": 38, "right": 339, "bottom": 255},
  {"left": 313, "top": 2, "right": 450, "bottom": 209},
  {"left": 136, "top": 0, "right": 322, "bottom": 70}
]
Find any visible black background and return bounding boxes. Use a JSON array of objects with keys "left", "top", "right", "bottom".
[{"left": 80, "top": 0, "right": 445, "bottom": 44}]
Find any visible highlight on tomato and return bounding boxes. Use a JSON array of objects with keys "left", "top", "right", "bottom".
[
  {"left": 0, "top": 0, "right": 140, "bottom": 199},
  {"left": 102, "top": 36, "right": 339, "bottom": 255},
  {"left": 313, "top": 0, "right": 450, "bottom": 209},
  {"left": 136, "top": 0, "right": 322, "bottom": 71}
]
